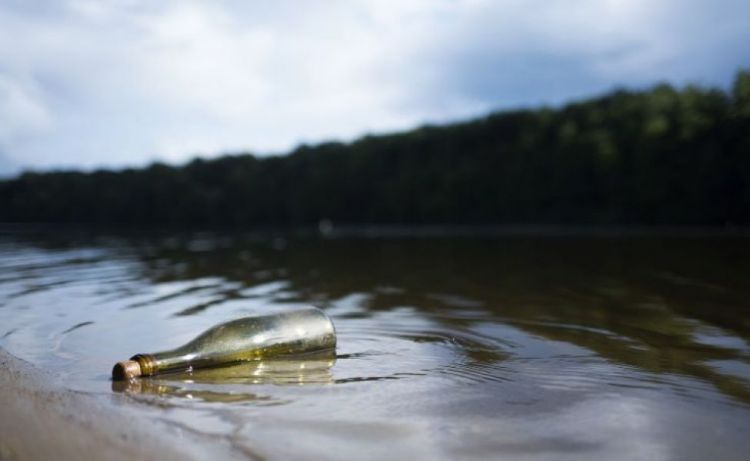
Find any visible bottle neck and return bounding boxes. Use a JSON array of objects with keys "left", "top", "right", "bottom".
[{"left": 131, "top": 353, "right": 157, "bottom": 376}]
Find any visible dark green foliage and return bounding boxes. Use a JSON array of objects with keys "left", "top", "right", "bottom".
[{"left": 2, "top": 71, "right": 749, "bottom": 227}]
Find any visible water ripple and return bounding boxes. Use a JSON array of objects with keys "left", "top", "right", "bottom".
[{"left": 1, "top": 231, "right": 750, "bottom": 455}]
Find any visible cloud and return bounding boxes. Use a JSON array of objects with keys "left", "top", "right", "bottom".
[
  {"left": 411, "top": 0, "right": 750, "bottom": 110},
  {"left": 0, "top": 0, "right": 748, "bottom": 171},
  {"left": 0, "top": 73, "right": 52, "bottom": 145}
]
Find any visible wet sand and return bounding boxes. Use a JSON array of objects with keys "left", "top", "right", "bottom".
[{"left": 0, "top": 349, "right": 247, "bottom": 461}]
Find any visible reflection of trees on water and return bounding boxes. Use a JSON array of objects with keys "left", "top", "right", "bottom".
[
  {"left": 124, "top": 234, "right": 750, "bottom": 404},
  {"left": 5, "top": 231, "right": 748, "bottom": 402}
]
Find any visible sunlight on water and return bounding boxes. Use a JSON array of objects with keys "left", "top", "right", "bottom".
[{"left": 1, "top": 231, "right": 750, "bottom": 459}]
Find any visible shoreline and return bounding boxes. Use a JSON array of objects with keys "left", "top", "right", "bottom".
[
  {"left": 2, "top": 223, "right": 750, "bottom": 241},
  {"left": 0, "top": 349, "right": 248, "bottom": 461}
]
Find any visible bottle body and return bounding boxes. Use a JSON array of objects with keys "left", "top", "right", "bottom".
[{"left": 113, "top": 307, "right": 335, "bottom": 379}]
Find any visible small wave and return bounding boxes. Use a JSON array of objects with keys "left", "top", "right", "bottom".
[{"left": 61, "top": 321, "right": 95, "bottom": 335}]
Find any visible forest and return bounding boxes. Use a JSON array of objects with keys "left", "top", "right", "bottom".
[{"left": 1, "top": 70, "right": 749, "bottom": 227}]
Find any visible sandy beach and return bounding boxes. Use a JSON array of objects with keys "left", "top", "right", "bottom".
[{"left": 0, "top": 349, "right": 248, "bottom": 461}]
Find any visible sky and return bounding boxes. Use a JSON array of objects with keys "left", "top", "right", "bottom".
[{"left": 1, "top": 0, "right": 749, "bottom": 175}]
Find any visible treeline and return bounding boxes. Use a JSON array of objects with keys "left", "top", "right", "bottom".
[{"left": 2, "top": 71, "right": 749, "bottom": 227}]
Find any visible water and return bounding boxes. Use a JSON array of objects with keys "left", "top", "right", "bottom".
[{"left": 1, "top": 229, "right": 750, "bottom": 460}]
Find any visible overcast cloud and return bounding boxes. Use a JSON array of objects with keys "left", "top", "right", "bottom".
[{"left": 0, "top": 0, "right": 749, "bottom": 174}]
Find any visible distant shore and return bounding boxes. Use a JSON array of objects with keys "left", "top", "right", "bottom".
[{"left": 1, "top": 222, "right": 749, "bottom": 238}]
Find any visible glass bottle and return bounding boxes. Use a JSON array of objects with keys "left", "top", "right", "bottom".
[
  {"left": 112, "top": 307, "right": 336, "bottom": 380},
  {"left": 112, "top": 352, "right": 336, "bottom": 396}
]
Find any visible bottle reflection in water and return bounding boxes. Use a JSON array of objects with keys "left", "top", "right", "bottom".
[{"left": 112, "top": 307, "right": 336, "bottom": 380}]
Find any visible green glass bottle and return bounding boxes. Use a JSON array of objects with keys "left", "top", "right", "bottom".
[
  {"left": 112, "top": 307, "right": 336, "bottom": 380},
  {"left": 112, "top": 353, "right": 336, "bottom": 397}
]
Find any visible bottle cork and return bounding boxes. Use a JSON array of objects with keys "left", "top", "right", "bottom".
[{"left": 112, "top": 360, "right": 142, "bottom": 380}]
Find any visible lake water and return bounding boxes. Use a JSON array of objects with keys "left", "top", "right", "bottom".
[{"left": 1, "top": 229, "right": 750, "bottom": 460}]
